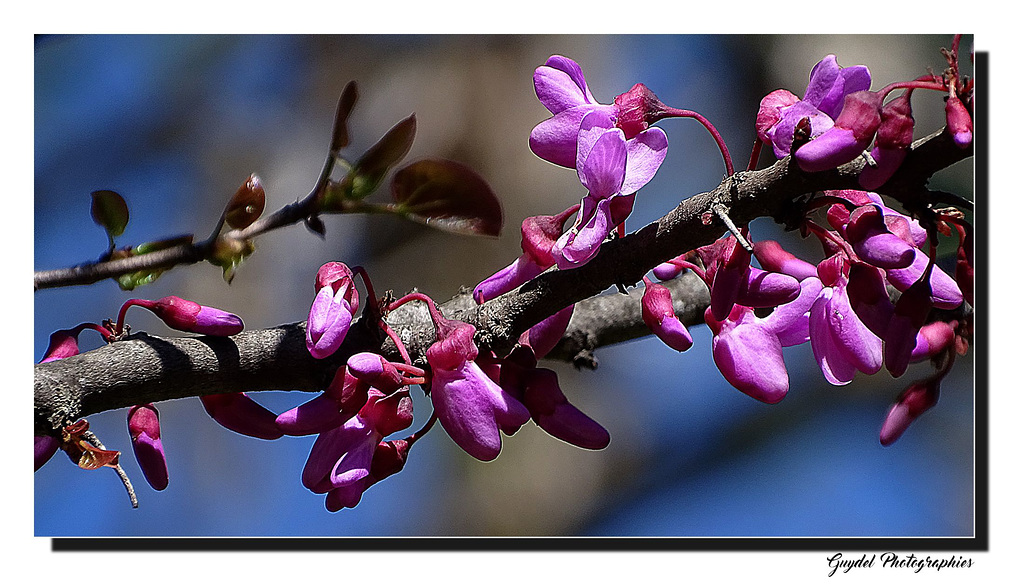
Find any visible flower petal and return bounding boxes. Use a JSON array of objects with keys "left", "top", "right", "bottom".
[
  {"left": 578, "top": 126, "right": 627, "bottom": 199},
  {"left": 554, "top": 197, "right": 613, "bottom": 269},
  {"left": 711, "top": 308, "right": 789, "bottom": 404},
  {"left": 619, "top": 127, "right": 669, "bottom": 194},
  {"left": 809, "top": 289, "right": 858, "bottom": 385},
  {"left": 530, "top": 105, "right": 614, "bottom": 168},
  {"left": 534, "top": 55, "right": 596, "bottom": 114}
]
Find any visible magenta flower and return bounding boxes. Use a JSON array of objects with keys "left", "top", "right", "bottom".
[
  {"left": 127, "top": 404, "right": 168, "bottom": 491},
  {"left": 550, "top": 111, "right": 667, "bottom": 269},
  {"left": 705, "top": 277, "right": 822, "bottom": 403},
  {"left": 809, "top": 264, "right": 883, "bottom": 386},
  {"left": 756, "top": 55, "right": 871, "bottom": 158},
  {"left": 427, "top": 321, "right": 530, "bottom": 461},
  {"left": 324, "top": 439, "right": 411, "bottom": 512},
  {"left": 795, "top": 90, "right": 883, "bottom": 172},
  {"left": 301, "top": 390, "right": 413, "bottom": 510},
  {"left": 277, "top": 367, "right": 365, "bottom": 436},
  {"left": 200, "top": 392, "right": 283, "bottom": 440},
  {"left": 34, "top": 436, "right": 59, "bottom": 472},
  {"left": 306, "top": 262, "right": 360, "bottom": 359}
]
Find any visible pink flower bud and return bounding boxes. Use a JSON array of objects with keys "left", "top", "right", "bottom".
[
  {"left": 127, "top": 404, "right": 168, "bottom": 491},
  {"left": 35, "top": 435, "right": 60, "bottom": 471},
  {"left": 880, "top": 378, "right": 940, "bottom": 446},
  {"left": 40, "top": 328, "right": 82, "bottom": 363},
  {"left": 151, "top": 296, "right": 244, "bottom": 336},
  {"left": 200, "top": 392, "right": 282, "bottom": 440},
  {"left": 845, "top": 205, "right": 915, "bottom": 269},
  {"left": 641, "top": 280, "right": 693, "bottom": 352},
  {"left": 945, "top": 94, "right": 972, "bottom": 148},
  {"left": 859, "top": 91, "right": 914, "bottom": 189}
]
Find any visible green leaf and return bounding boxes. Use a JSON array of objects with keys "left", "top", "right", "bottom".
[
  {"left": 117, "top": 269, "right": 166, "bottom": 291},
  {"left": 224, "top": 174, "right": 266, "bottom": 230},
  {"left": 208, "top": 236, "right": 255, "bottom": 284},
  {"left": 390, "top": 159, "right": 503, "bottom": 237},
  {"left": 90, "top": 190, "right": 129, "bottom": 239},
  {"left": 351, "top": 115, "right": 416, "bottom": 199}
]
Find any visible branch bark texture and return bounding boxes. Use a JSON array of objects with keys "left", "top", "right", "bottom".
[{"left": 34, "top": 131, "right": 972, "bottom": 435}]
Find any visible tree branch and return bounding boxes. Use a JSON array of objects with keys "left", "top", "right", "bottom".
[{"left": 34, "top": 130, "right": 971, "bottom": 435}]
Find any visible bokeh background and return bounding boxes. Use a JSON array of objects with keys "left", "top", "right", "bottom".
[{"left": 34, "top": 34, "right": 975, "bottom": 537}]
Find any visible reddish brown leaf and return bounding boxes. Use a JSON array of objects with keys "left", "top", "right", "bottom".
[
  {"left": 390, "top": 159, "right": 503, "bottom": 237},
  {"left": 224, "top": 174, "right": 266, "bottom": 230},
  {"left": 331, "top": 81, "right": 359, "bottom": 152},
  {"left": 351, "top": 114, "right": 417, "bottom": 198}
]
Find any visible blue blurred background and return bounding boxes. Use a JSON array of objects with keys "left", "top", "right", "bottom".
[{"left": 34, "top": 34, "right": 974, "bottom": 536}]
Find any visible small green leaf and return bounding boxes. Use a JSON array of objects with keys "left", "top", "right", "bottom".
[
  {"left": 208, "top": 237, "right": 255, "bottom": 284},
  {"left": 117, "top": 269, "right": 166, "bottom": 291},
  {"left": 224, "top": 174, "right": 266, "bottom": 230},
  {"left": 132, "top": 234, "right": 194, "bottom": 255},
  {"left": 331, "top": 81, "right": 359, "bottom": 152},
  {"left": 91, "top": 190, "right": 129, "bottom": 239},
  {"left": 351, "top": 115, "right": 416, "bottom": 199},
  {"left": 390, "top": 159, "right": 503, "bottom": 237}
]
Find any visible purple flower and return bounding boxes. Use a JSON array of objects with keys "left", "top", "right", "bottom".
[
  {"left": 306, "top": 262, "right": 360, "bottom": 359},
  {"left": 528, "top": 55, "right": 625, "bottom": 168},
  {"left": 39, "top": 327, "right": 83, "bottom": 363},
  {"left": 757, "top": 55, "right": 871, "bottom": 158},
  {"left": 704, "top": 277, "right": 821, "bottom": 403},
  {"left": 809, "top": 267, "right": 883, "bottom": 386},
  {"left": 427, "top": 321, "right": 530, "bottom": 461},
  {"left": 127, "top": 404, "right": 168, "bottom": 491},
  {"left": 200, "top": 392, "right": 283, "bottom": 440},
  {"left": 325, "top": 439, "right": 411, "bottom": 512},
  {"left": 795, "top": 90, "right": 883, "bottom": 172},
  {"left": 698, "top": 236, "right": 801, "bottom": 322},
  {"left": 550, "top": 111, "right": 668, "bottom": 269},
  {"left": 474, "top": 205, "right": 578, "bottom": 304},
  {"left": 302, "top": 390, "right": 413, "bottom": 510},
  {"left": 844, "top": 204, "right": 915, "bottom": 269}
]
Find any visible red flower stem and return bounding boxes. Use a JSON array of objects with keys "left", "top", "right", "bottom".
[
  {"left": 351, "top": 265, "right": 379, "bottom": 314},
  {"left": 407, "top": 412, "right": 438, "bottom": 445},
  {"left": 380, "top": 322, "right": 412, "bottom": 364},
  {"left": 390, "top": 362, "right": 426, "bottom": 378},
  {"left": 746, "top": 139, "right": 763, "bottom": 172},
  {"left": 115, "top": 299, "right": 156, "bottom": 336},
  {"left": 804, "top": 220, "right": 856, "bottom": 259},
  {"left": 389, "top": 292, "right": 445, "bottom": 329},
  {"left": 659, "top": 107, "right": 734, "bottom": 176},
  {"left": 78, "top": 322, "right": 115, "bottom": 343},
  {"left": 878, "top": 80, "right": 948, "bottom": 100}
]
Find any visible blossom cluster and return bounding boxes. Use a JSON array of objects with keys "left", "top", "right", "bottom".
[{"left": 36, "top": 39, "right": 973, "bottom": 515}]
